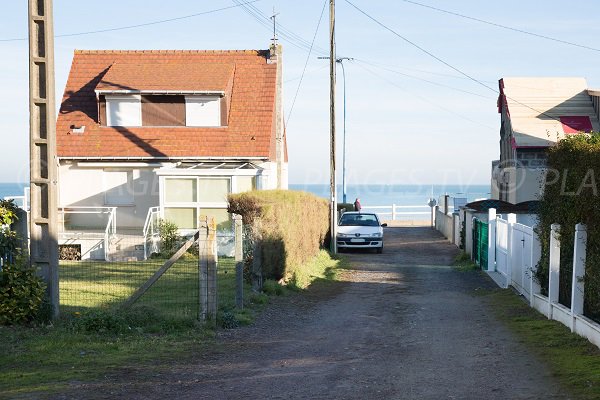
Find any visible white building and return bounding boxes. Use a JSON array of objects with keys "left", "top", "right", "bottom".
[
  {"left": 493, "top": 77, "right": 600, "bottom": 204},
  {"left": 56, "top": 46, "right": 287, "bottom": 260}
]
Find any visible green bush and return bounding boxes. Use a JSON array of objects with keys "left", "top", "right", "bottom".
[
  {"left": 228, "top": 190, "right": 329, "bottom": 282},
  {"left": 537, "top": 132, "right": 600, "bottom": 320},
  {"left": 0, "top": 257, "right": 46, "bottom": 325},
  {"left": 337, "top": 202, "right": 355, "bottom": 213},
  {"left": 158, "top": 219, "right": 180, "bottom": 255}
]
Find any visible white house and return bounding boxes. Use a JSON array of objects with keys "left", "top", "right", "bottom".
[
  {"left": 492, "top": 77, "right": 600, "bottom": 204},
  {"left": 56, "top": 45, "right": 287, "bottom": 260}
]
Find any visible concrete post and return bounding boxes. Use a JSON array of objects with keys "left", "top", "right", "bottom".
[
  {"left": 199, "top": 216, "right": 217, "bottom": 323},
  {"left": 530, "top": 230, "right": 543, "bottom": 307},
  {"left": 548, "top": 223, "right": 561, "bottom": 319},
  {"left": 234, "top": 214, "right": 244, "bottom": 309},
  {"left": 444, "top": 194, "right": 449, "bottom": 215},
  {"left": 571, "top": 223, "right": 587, "bottom": 331},
  {"left": 28, "top": 0, "right": 59, "bottom": 318},
  {"left": 487, "top": 208, "right": 497, "bottom": 272},
  {"left": 269, "top": 44, "right": 285, "bottom": 189},
  {"left": 433, "top": 205, "right": 439, "bottom": 230},
  {"left": 505, "top": 213, "right": 517, "bottom": 288}
]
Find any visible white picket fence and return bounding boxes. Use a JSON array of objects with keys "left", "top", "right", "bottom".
[{"left": 486, "top": 208, "right": 600, "bottom": 349}]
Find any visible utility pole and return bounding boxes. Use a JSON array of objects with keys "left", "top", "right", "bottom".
[
  {"left": 28, "top": 0, "right": 59, "bottom": 317},
  {"left": 329, "top": 0, "right": 337, "bottom": 254},
  {"left": 319, "top": 56, "right": 353, "bottom": 204}
]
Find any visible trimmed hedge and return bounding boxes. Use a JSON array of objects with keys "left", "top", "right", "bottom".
[
  {"left": 228, "top": 190, "right": 329, "bottom": 282},
  {"left": 537, "top": 133, "right": 600, "bottom": 320}
]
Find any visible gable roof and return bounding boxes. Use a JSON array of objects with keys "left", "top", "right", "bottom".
[
  {"left": 498, "top": 77, "right": 600, "bottom": 147},
  {"left": 56, "top": 50, "right": 279, "bottom": 160}
]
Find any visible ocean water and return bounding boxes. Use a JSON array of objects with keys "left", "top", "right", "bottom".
[
  {"left": 0, "top": 182, "right": 27, "bottom": 200},
  {"left": 289, "top": 183, "right": 491, "bottom": 207}
]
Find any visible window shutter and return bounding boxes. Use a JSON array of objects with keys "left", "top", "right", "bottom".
[
  {"left": 141, "top": 95, "right": 186, "bottom": 126},
  {"left": 98, "top": 95, "right": 106, "bottom": 125},
  {"left": 220, "top": 96, "right": 228, "bottom": 126}
]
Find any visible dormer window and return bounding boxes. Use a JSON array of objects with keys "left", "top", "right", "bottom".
[
  {"left": 106, "top": 95, "right": 142, "bottom": 126},
  {"left": 185, "top": 96, "right": 221, "bottom": 127},
  {"left": 100, "top": 93, "right": 224, "bottom": 127}
]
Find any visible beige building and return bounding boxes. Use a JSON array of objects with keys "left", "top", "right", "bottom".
[{"left": 492, "top": 77, "right": 600, "bottom": 204}]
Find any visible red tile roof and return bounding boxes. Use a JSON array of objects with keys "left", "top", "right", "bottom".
[
  {"left": 96, "top": 63, "right": 235, "bottom": 92},
  {"left": 57, "top": 50, "right": 279, "bottom": 160}
]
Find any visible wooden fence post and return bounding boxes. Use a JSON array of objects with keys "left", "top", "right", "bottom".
[
  {"left": 487, "top": 208, "right": 496, "bottom": 272},
  {"left": 234, "top": 214, "right": 244, "bottom": 309},
  {"left": 199, "top": 216, "right": 217, "bottom": 323},
  {"left": 571, "top": 223, "right": 587, "bottom": 331},
  {"left": 548, "top": 223, "right": 561, "bottom": 319}
]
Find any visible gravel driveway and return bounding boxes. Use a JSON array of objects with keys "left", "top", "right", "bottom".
[{"left": 61, "top": 226, "right": 571, "bottom": 399}]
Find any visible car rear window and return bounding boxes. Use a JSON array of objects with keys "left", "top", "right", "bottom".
[{"left": 339, "top": 214, "right": 380, "bottom": 226}]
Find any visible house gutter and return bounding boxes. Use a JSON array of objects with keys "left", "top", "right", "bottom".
[
  {"left": 58, "top": 156, "right": 268, "bottom": 161},
  {"left": 95, "top": 90, "right": 225, "bottom": 96}
]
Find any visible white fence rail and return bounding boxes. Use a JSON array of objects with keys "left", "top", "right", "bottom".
[
  {"left": 361, "top": 204, "right": 431, "bottom": 221},
  {"left": 486, "top": 208, "right": 600, "bottom": 349}
]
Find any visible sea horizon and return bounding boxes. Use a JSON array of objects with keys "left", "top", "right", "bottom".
[{"left": 1, "top": 181, "right": 492, "bottom": 208}]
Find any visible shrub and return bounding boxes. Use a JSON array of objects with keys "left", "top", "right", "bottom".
[
  {"left": 228, "top": 190, "right": 329, "bottom": 282},
  {"left": 0, "top": 257, "right": 46, "bottom": 325},
  {"left": 536, "top": 132, "right": 600, "bottom": 320},
  {"left": 158, "top": 219, "right": 180, "bottom": 255}
]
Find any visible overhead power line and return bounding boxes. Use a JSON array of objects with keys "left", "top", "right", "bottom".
[
  {"left": 354, "top": 59, "right": 493, "bottom": 99},
  {"left": 401, "top": 0, "right": 600, "bottom": 53},
  {"left": 344, "top": 0, "right": 565, "bottom": 123},
  {"left": 286, "top": 0, "right": 328, "bottom": 126},
  {"left": 232, "top": 0, "right": 329, "bottom": 56},
  {"left": 354, "top": 62, "right": 496, "bottom": 131},
  {"left": 0, "top": 1, "right": 261, "bottom": 42}
]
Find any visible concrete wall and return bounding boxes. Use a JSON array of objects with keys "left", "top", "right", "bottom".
[
  {"left": 435, "top": 208, "right": 454, "bottom": 242},
  {"left": 257, "top": 161, "right": 288, "bottom": 190},
  {"left": 495, "top": 167, "right": 545, "bottom": 204},
  {"left": 59, "top": 162, "right": 159, "bottom": 230}
]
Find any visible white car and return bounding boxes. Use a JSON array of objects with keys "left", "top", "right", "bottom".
[{"left": 336, "top": 212, "right": 387, "bottom": 253}]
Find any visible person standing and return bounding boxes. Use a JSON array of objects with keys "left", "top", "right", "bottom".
[{"left": 354, "top": 198, "right": 361, "bottom": 212}]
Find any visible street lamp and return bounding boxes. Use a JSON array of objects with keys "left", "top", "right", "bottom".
[{"left": 318, "top": 56, "right": 353, "bottom": 204}]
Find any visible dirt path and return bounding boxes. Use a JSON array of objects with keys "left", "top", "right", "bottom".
[{"left": 62, "top": 227, "right": 571, "bottom": 399}]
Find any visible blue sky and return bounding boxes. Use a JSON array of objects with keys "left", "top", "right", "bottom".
[{"left": 1, "top": 0, "right": 600, "bottom": 185}]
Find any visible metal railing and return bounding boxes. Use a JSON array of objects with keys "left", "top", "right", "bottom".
[
  {"left": 361, "top": 204, "right": 431, "bottom": 220},
  {"left": 142, "top": 206, "right": 161, "bottom": 260},
  {"left": 3, "top": 187, "right": 30, "bottom": 211},
  {"left": 104, "top": 208, "right": 117, "bottom": 261},
  {"left": 58, "top": 206, "right": 117, "bottom": 260}
]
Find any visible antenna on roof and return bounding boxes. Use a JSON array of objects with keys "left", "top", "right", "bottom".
[{"left": 270, "top": 6, "right": 279, "bottom": 46}]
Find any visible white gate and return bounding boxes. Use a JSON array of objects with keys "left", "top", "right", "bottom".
[
  {"left": 511, "top": 223, "right": 533, "bottom": 300},
  {"left": 496, "top": 219, "right": 509, "bottom": 279},
  {"left": 492, "top": 210, "right": 540, "bottom": 301}
]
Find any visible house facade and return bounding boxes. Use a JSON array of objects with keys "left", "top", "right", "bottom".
[
  {"left": 492, "top": 77, "right": 600, "bottom": 204},
  {"left": 56, "top": 46, "right": 287, "bottom": 260}
]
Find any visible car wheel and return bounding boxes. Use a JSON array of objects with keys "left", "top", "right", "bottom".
[{"left": 376, "top": 245, "right": 383, "bottom": 254}]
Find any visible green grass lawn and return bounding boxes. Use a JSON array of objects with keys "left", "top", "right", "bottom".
[
  {"left": 0, "top": 251, "right": 343, "bottom": 398},
  {"left": 483, "top": 288, "right": 600, "bottom": 399},
  {"left": 60, "top": 256, "right": 241, "bottom": 319}
]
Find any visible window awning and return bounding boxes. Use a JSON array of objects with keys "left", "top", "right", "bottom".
[{"left": 156, "top": 161, "right": 264, "bottom": 176}]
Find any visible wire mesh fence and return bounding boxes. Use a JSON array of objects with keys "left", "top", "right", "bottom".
[{"left": 58, "top": 219, "right": 251, "bottom": 323}]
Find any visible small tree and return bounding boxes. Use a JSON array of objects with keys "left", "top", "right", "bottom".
[{"left": 158, "top": 219, "right": 180, "bottom": 255}]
